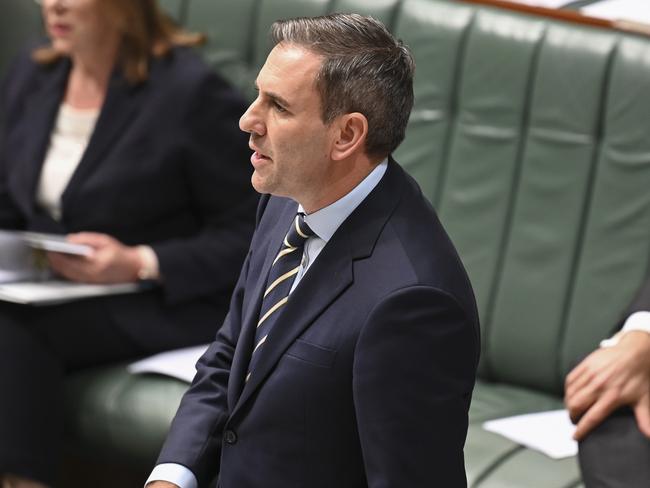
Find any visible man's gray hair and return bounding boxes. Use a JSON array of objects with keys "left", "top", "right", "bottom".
[{"left": 270, "top": 13, "right": 415, "bottom": 159}]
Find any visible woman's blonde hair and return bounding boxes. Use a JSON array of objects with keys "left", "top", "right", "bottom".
[{"left": 33, "top": 0, "right": 205, "bottom": 84}]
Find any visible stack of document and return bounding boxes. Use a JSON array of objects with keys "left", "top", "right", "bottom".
[{"left": 0, "top": 230, "right": 141, "bottom": 305}]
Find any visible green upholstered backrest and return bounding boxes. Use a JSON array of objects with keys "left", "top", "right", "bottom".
[
  {"left": 0, "top": 0, "right": 42, "bottom": 80},
  {"left": 3, "top": 1, "right": 650, "bottom": 397},
  {"left": 396, "top": 3, "right": 650, "bottom": 394},
  {"left": 183, "top": 0, "right": 650, "bottom": 395}
]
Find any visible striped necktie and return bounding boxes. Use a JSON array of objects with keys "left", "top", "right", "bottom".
[{"left": 247, "top": 213, "right": 315, "bottom": 382}]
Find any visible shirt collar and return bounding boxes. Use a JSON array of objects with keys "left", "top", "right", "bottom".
[{"left": 298, "top": 159, "right": 387, "bottom": 243}]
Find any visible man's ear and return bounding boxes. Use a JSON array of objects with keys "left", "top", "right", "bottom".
[{"left": 331, "top": 113, "right": 368, "bottom": 161}]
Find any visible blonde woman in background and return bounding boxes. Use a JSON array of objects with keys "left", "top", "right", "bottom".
[{"left": 0, "top": 1, "right": 257, "bottom": 486}]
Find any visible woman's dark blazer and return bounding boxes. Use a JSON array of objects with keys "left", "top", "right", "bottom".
[{"left": 0, "top": 46, "right": 258, "bottom": 350}]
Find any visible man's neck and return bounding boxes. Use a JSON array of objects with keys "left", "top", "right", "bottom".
[{"left": 301, "top": 155, "right": 384, "bottom": 214}]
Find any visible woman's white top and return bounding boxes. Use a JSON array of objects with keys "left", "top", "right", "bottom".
[{"left": 36, "top": 103, "right": 99, "bottom": 220}]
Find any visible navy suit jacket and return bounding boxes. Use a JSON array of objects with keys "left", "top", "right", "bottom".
[
  {"left": 158, "top": 159, "right": 481, "bottom": 487},
  {"left": 0, "top": 47, "right": 258, "bottom": 349}
]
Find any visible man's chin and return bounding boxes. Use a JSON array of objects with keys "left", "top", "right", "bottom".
[{"left": 251, "top": 173, "right": 273, "bottom": 195}]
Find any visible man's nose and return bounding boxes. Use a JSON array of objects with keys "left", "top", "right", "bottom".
[{"left": 239, "top": 100, "right": 265, "bottom": 136}]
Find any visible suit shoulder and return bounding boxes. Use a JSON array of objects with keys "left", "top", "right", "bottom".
[
  {"left": 1, "top": 45, "right": 65, "bottom": 119},
  {"left": 379, "top": 167, "right": 476, "bottom": 314}
]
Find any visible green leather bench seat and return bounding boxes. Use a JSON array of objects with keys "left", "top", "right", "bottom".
[
  {"left": 65, "top": 368, "right": 578, "bottom": 486},
  {"left": 4, "top": 0, "right": 650, "bottom": 486}
]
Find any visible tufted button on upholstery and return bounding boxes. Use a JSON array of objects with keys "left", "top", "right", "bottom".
[{"left": 224, "top": 429, "right": 238, "bottom": 445}]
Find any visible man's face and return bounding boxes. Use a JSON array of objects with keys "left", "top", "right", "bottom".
[{"left": 240, "top": 43, "right": 338, "bottom": 210}]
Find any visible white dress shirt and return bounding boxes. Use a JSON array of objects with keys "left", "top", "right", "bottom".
[
  {"left": 600, "top": 311, "right": 650, "bottom": 348},
  {"left": 36, "top": 103, "right": 99, "bottom": 220},
  {"left": 145, "top": 160, "right": 387, "bottom": 488}
]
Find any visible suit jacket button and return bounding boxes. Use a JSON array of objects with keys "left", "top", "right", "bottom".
[{"left": 224, "top": 429, "right": 238, "bottom": 445}]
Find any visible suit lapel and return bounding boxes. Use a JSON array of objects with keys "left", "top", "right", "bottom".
[
  {"left": 9, "top": 60, "right": 69, "bottom": 217},
  {"left": 229, "top": 159, "right": 405, "bottom": 417},
  {"left": 231, "top": 229, "right": 354, "bottom": 418},
  {"left": 227, "top": 202, "right": 298, "bottom": 407},
  {"left": 61, "top": 71, "right": 145, "bottom": 207}
]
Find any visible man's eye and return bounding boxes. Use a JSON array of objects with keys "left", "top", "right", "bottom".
[{"left": 273, "top": 101, "right": 287, "bottom": 113}]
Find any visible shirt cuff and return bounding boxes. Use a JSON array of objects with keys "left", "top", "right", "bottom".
[
  {"left": 137, "top": 245, "right": 160, "bottom": 281},
  {"left": 600, "top": 311, "right": 650, "bottom": 348},
  {"left": 145, "top": 463, "right": 198, "bottom": 488}
]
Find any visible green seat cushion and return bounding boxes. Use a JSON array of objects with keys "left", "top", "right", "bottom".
[
  {"left": 469, "top": 380, "right": 564, "bottom": 423},
  {"left": 466, "top": 380, "right": 580, "bottom": 487},
  {"left": 64, "top": 365, "right": 188, "bottom": 466}
]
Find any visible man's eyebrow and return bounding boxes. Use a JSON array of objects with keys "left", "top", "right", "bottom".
[{"left": 253, "top": 82, "right": 291, "bottom": 109}]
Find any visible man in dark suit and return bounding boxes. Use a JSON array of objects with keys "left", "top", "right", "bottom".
[
  {"left": 565, "top": 282, "right": 650, "bottom": 487},
  {"left": 148, "top": 13, "right": 480, "bottom": 488}
]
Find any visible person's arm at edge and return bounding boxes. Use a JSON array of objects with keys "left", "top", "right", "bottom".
[
  {"left": 0, "top": 48, "right": 33, "bottom": 230},
  {"left": 565, "top": 311, "right": 650, "bottom": 440}
]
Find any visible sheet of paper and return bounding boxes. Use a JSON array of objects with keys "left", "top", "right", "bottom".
[
  {"left": 582, "top": 0, "right": 650, "bottom": 24},
  {"left": 128, "top": 344, "right": 210, "bottom": 383},
  {"left": 0, "top": 231, "right": 43, "bottom": 283},
  {"left": 0, "top": 280, "right": 141, "bottom": 305},
  {"left": 483, "top": 409, "right": 578, "bottom": 459},
  {"left": 20, "top": 231, "right": 93, "bottom": 256}
]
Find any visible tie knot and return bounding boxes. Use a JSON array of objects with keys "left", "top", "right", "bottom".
[{"left": 284, "top": 213, "right": 315, "bottom": 249}]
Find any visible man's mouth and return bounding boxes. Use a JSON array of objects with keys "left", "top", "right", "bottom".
[
  {"left": 249, "top": 142, "right": 271, "bottom": 164},
  {"left": 250, "top": 150, "right": 271, "bottom": 166}
]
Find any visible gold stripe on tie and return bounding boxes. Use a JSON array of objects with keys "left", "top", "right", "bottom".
[
  {"left": 257, "top": 296, "right": 289, "bottom": 327},
  {"left": 283, "top": 235, "right": 294, "bottom": 249},
  {"left": 264, "top": 266, "right": 300, "bottom": 298},
  {"left": 253, "top": 334, "right": 268, "bottom": 353},
  {"left": 295, "top": 216, "right": 310, "bottom": 239},
  {"left": 272, "top": 246, "right": 297, "bottom": 266},
  {"left": 245, "top": 372, "right": 251, "bottom": 382}
]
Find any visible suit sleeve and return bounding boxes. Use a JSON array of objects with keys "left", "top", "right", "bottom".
[
  {"left": 156, "top": 195, "right": 271, "bottom": 485},
  {"left": 156, "top": 249, "right": 250, "bottom": 484},
  {"left": 151, "top": 69, "right": 258, "bottom": 305},
  {"left": 0, "top": 51, "right": 30, "bottom": 229},
  {"left": 353, "top": 285, "right": 479, "bottom": 487}
]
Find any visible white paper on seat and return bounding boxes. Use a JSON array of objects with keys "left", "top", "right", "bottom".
[
  {"left": 582, "top": 0, "right": 650, "bottom": 24},
  {"left": 483, "top": 409, "right": 578, "bottom": 459},
  {"left": 128, "top": 344, "right": 210, "bottom": 383}
]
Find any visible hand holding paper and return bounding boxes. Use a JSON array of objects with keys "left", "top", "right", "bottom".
[{"left": 47, "top": 232, "right": 143, "bottom": 284}]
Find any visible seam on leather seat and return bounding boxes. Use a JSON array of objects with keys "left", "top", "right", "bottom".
[
  {"left": 470, "top": 444, "right": 524, "bottom": 487},
  {"left": 433, "top": 7, "right": 477, "bottom": 210},
  {"left": 480, "top": 21, "right": 548, "bottom": 382},
  {"left": 554, "top": 37, "right": 619, "bottom": 390}
]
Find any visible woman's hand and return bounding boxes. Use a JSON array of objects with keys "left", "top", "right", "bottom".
[{"left": 47, "top": 232, "right": 142, "bottom": 284}]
